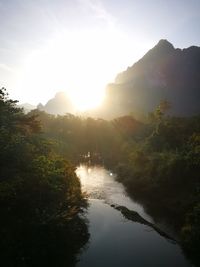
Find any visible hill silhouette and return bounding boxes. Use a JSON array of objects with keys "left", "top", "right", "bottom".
[
  {"left": 34, "top": 40, "right": 200, "bottom": 118},
  {"left": 18, "top": 103, "right": 36, "bottom": 113},
  {"left": 96, "top": 39, "right": 200, "bottom": 118},
  {"left": 37, "top": 92, "right": 75, "bottom": 115}
]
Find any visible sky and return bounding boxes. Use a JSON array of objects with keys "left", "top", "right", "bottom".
[{"left": 0, "top": 0, "right": 200, "bottom": 108}]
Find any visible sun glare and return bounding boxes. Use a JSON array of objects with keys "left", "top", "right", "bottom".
[{"left": 15, "top": 29, "right": 132, "bottom": 110}]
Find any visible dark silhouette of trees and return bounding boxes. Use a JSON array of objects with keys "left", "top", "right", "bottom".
[{"left": 0, "top": 88, "right": 89, "bottom": 266}]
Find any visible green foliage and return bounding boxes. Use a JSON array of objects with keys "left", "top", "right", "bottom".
[
  {"left": 181, "top": 203, "right": 200, "bottom": 248},
  {"left": 154, "top": 100, "right": 171, "bottom": 119},
  {"left": 181, "top": 202, "right": 200, "bottom": 265},
  {"left": 113, "top": 104, "right": 200, "bottom": 262},
  {"left": 0, "top": 88, "right": 89, "bottom": 266},
  {"left": 3, "top": 89, "right": 199, "bottom": 264}
]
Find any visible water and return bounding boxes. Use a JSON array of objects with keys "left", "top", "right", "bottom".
[{"left": 76, "top": 164, "right": 193, "bottom": 267}]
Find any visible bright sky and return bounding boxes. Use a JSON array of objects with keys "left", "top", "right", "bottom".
[{"left": 0, "top": 0, "right": 200, "bottom": 109}]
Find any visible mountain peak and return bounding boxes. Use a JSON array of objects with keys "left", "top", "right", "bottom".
[
  {"left": 37, "top": 91, "right": 75, "bottom": 115},
  {"left": 138, "top": 39, "right": 175, "bottom": 64},
  {"left": 108, "top": 40, "right": 200, "bottom": 118},
  {"left": 155, "top": 39, "right": 174, "bottom": 51},
  {"left": 54, "top": 91, "right": 67, "bottom": 99},
  {"left": 157, "top": 39, "right": 173, "bottom": 46}
]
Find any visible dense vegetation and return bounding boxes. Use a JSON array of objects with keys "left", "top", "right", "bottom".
[
  {"left": 1, "top": 87, "right": 199, "bottom": 265},
  {"left": 0, "top": 88, "right": 89, "bottom": 266},
  {"left": 115, "top": 102, "right": 200, "bottom": 263},
  {"left": 29, "top": 100, "right": 200, "bottom": 265}
]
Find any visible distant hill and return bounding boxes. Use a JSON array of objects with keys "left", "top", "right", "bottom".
[
  {"left": 32, "top": 40, "right": 200, "bottom": 119},
  {"left": 37, "top": 92, "right": 75, "bottom": 115},
  {"left": 96, "top": 39, "right": 200, "bottom": 119},
  {"left": 18, "top": 103, "right": 36, "bottom": 113}
]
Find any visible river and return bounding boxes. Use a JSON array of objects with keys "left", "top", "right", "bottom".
[{"left": 76, "top": 164, "right": 193, "bottom": 267}]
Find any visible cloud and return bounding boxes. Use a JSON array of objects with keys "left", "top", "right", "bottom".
[{"left": 77, "top": 0, "right": 115, "bottom": 29}]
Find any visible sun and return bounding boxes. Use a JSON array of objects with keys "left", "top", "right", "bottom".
[
  {"left": 69, "top": 87, "right": 105, "bottom": 111},
  {"left": 15, "top": 29, "right": 128, "bottom": 110}
]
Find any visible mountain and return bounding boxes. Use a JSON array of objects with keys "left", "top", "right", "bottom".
[
  {"left": 18, "top": 103, "right": 36, "bottom": 113},
  {"left": 97, "top": 39, "right": 200, "bottom": 119},
  {"left": 37, "top": 92, "right": 75, "bottom": 115}
]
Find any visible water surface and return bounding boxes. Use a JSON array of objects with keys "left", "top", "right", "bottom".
[{"left": 76, "top": 164, "right": 193, "bottom": 267}]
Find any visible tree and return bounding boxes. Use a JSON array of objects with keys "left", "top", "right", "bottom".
[{"left": 0, "top": 88, "right": 89, "bottom": 266}]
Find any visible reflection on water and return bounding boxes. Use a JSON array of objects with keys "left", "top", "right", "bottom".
[
  {"left": 76, "top": 164, "right": 151, "bottom": 221},
  {"left": 76, "top": 165, "right": 192, "bottom": 267}
]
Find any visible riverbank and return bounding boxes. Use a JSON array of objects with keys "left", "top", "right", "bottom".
[
  {"left": 76, "top": 165, "right": 192, "bottom": 267},
  {"left": 28, "top": 109, "right": 200, "bottom": 266},
  {"left": 111, "top": 158, "right": 200, "bottom": 266}
]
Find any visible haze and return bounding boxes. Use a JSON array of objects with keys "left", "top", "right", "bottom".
[{"left": 0, "top": 0, "right": 200, "bottom": 110}]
